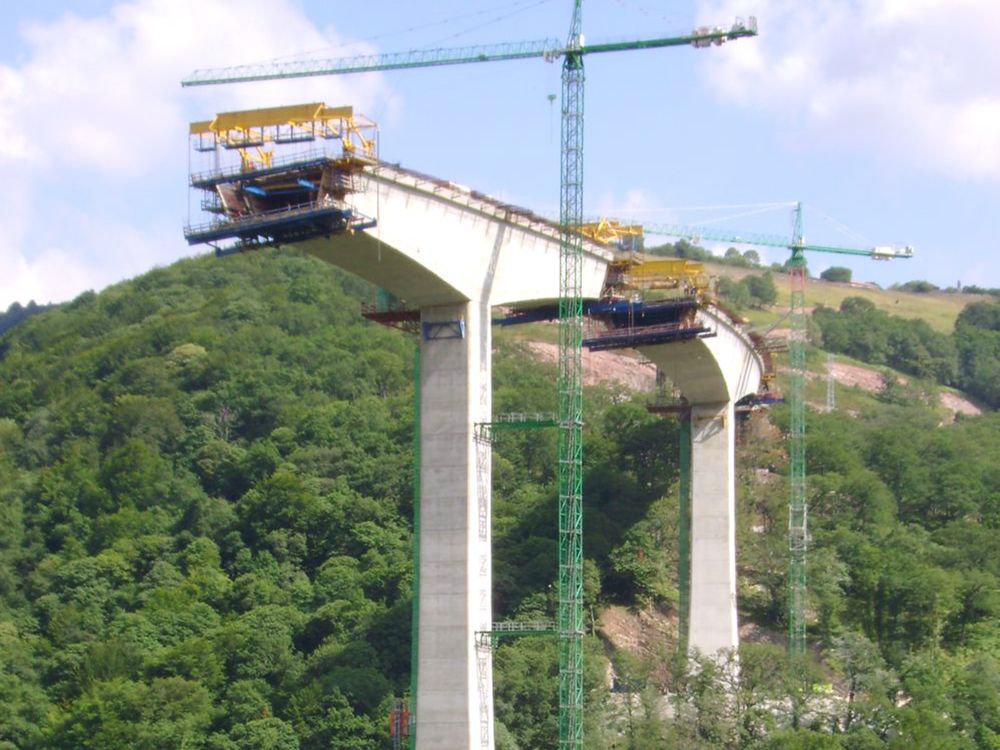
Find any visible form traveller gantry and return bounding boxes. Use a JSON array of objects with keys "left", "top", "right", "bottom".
[{"left": 184, "top": 103, "right": 378, "bottom": 252}]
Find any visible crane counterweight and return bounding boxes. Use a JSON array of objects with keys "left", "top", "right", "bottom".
[{"left": 872, "top": 244, "right": 915, "bottom": 259}]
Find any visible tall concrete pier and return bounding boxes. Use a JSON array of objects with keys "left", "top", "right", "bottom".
[
  {"left": 297, "top": 164, "right": 612, "bottom": 749},
  {"left": 688, "top": 400, "right": 738, "bottom": 655},
  {"left": 417, "top": 301, "right": 492, "bottom": 747},
  {"left": 640, "top": 305, "right": 763, "bottom": 656}
]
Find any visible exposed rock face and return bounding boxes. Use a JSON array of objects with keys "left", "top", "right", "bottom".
[{"left": 521, "top": 341, "right": 657, "bottom": 391}]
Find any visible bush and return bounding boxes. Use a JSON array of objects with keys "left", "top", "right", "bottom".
[{"left": 821, "top": 266, "right": 852, "bottom": 283}]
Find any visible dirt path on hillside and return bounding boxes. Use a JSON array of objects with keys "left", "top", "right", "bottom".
[
  {"left": 827, "top": 361, "right": 887, "bottom": 391},
  {"left": 940, "top": 391, "right": 983, "bottom": 417}
]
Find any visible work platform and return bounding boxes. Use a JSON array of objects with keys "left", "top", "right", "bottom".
[
  {"left": 582, "top": 298, "right": 711, "bottom": 350},
  {"left": 184, "top": 103, "right": 378, "bottom": 254},
  {"left": 583, "top": 320, "right": 712, "bottom": 350},
  {"left": 185, "top": 203, "right": 375, "bottom": 248}
]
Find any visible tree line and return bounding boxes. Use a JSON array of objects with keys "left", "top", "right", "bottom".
[{"left": 0, "top": 250, "right": 995, "bottom": 748}]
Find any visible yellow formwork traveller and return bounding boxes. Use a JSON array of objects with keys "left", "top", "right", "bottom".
[
  {"left": 580, "top": 218, "right": 711, "bottom": 299},
  {"left": 606, "top": 257, "right": 711, "bottom": 298},
  {"left": 623, "top": 258, "right": 710, "bottom": 291},
  {"left": 578, "top": 218, "right": 644, "bottom": 248},
  {"left": 189, "top": 102, "right": 377, "bottom": 171}
]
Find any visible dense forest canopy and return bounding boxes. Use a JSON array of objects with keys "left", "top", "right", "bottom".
[
  {"left": 0, "top": 250, "right": 996, "bottom": 749},
  {"left": 0, "top": 301, "right": 57, "bottom": 337}
]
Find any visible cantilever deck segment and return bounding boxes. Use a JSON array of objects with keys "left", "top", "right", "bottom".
[
  {"left": 639, "top": 305, "right": 764, "bottom": 405},
  {"left": 294, "top": 163, "right": 615, "bottom": 307}
]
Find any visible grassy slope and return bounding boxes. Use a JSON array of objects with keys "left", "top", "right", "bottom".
[{"left": 702, "top": 260, "right": 984, "bottom": 332}]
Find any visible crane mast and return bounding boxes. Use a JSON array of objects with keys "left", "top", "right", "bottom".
[
  {"left": 788, "top": 203, "right": 808, "bottom": 659},
  {"left": 557, "top": 6, "right": 584, "bottom": 745}
]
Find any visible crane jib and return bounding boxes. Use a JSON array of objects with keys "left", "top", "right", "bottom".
[{"left": 181, "top": 21, "right": 758, "bottom": 87}]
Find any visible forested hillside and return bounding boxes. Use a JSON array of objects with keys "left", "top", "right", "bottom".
[
  {"left": 812, "top": 296, "right": 1000, "bottom": 408},
  {"left": 0, "top": 250, "right": 996, "bottom": 749},
  {"left": 0, "top": 301, "right": 57, "bottom": 337}
]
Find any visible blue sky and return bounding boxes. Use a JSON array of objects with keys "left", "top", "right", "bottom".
[{"left": 2, "top": 0, "right": 998, "bottom": 309}]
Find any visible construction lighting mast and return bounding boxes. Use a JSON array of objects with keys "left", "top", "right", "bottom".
[
  {"left": 626, "top": 205, "right": 912, "bottom": 659},
  {"left": 183, "top": 9, "right": 757, "bottom": 748}
]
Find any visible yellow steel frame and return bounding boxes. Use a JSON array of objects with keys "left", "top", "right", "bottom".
[
  {"left": 578, "top": 218, "right": 644, "bottom": 246},
  {"left": 580, "top": 219, "right": 709, "bottom": 298},
  {"left": 190, "top": 102, "right": 377, "bottom": 169},
  {"left": 607, "top": 257, "right": 710, "bottom": 297}
]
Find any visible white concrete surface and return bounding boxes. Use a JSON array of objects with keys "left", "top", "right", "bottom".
[
  {"left": 639, "top": 305, "right": 763, "bottom": 658},
  {"left": 689, "top": 400, "right": 738, "bottom": 656},
  {"left": 640, "top": 305, "right": 763, "bottom": 405},
  {"left": 298, "top": 163, "right": 614, "bottom": 307},
  {"left": 417, "top": 301, "right": 492, "bottom": 749}
]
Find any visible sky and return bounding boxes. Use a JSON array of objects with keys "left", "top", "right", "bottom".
[{"left": 1, "top": 0, "right": 998, "bottom": 310}]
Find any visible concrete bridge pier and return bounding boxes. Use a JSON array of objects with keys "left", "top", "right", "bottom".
[
  {"left": 292, "top": 163, "right": 613, "bottom": 748},
  {"left": 417, "top": 300, "right": 493, "bottom": 750},
  {"left": 639, "top": 305, "right": 763, "bottom": 659},
  {"left": 688, "top": 400, "right": 739, "bottom": 656}
]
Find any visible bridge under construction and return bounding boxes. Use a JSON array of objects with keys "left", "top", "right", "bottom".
[{"left": 184, "top": 102, "right": 769, "bottom": 750}]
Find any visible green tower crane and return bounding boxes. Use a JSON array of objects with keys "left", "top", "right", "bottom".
[
  {"left": 182, "top": 9, "right": 757, "bottom": 748},
  {"left": 624, "top": 205, "right": 912, "bottom": 659}
]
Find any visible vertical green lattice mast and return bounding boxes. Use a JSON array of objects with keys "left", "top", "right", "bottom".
[
  {"left": 558, "top": 1, "right": 585, "bottom": 747},
  {"left": 787, "top": 202, "right": 807, "bottom": 659}
]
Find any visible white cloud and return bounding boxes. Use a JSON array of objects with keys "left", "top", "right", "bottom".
[
  {"left": 1, "top": 247, "right": 101, "bottom": 309},
  {"left": 592, "top": 188, "right": 663, "bottom": 219},
  {"left": 0, "top": 0, "right": 393, "bottom": 308},
  {"left": 0, "top": 203, "right": 195, "bottom": 309},
  {"left": 1, "top": 0, "right": 386, "bottom": 175},
  {"left": 695, "top": 0, "right": 1000, "bottom": 181}
]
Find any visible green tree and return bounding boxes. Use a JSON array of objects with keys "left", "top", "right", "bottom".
[
  {"left": 0, "top": 621, "right": 51, "bottom": 747},
  {"left": 821, "top": 266, "right": 853, "bottom": 283},
  {"left": 229, "top": 718, "right": 300, "bottom": 750},
  {"left": 717, "top": 277, "right": 751, "bottom": 308},
  {"left": 831, "top": 633, "right": 898, "bottom": 734},
  {"left": 744, "top": 272, "right": 779, "bottom": 308},
  {"left": 955, "top": 300, "right": 1000, "bottom": 407}
]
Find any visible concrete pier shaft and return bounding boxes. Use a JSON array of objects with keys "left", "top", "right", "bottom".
[
  {"left": 688, "top": 400, "right": 739, "bottom": 656},
  {"left": 417, "top": 301, "right": 493, "bottom": 750},
  {"left": 639, "top": 305, "right": 763, "bottom": 659},
  {"left": 291, "top": 163, "right": 613, "bottom": 746}
]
